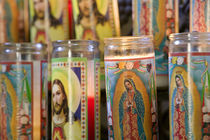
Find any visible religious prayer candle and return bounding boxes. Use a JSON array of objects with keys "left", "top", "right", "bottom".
[
  {"left": 190, "top": 0, "right": 210, "bottom": 32},
  {"left": 169, "top": 32, "right": 210, "bottom": 140},
  {"left": 133, "top": 0, "right": 179, "bottom": 88},
  {"left": 71, "top": 0, "right": 120, "bottom": 44},
  {"left": 0, "top": 0, "right": 30, "bottom": 42},
  {"left": 0, "top": 43, "right": 48, "bottom": 139},
  {"left": 0, "top": 0, "right": 19, "bottom": 42},
  {"left": 71, "top": 0, "right": 121, "bottom": 89},
  {"left": 104, "top": 36, "right": 159, "bottom": 140},
  {"left": 51, "top": 40, "right": 100, "bottom": 140},
  {"left": 29, "top": 0, "right": 69, "bottom": 43}
]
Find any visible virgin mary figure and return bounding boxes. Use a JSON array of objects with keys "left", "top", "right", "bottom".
[
  {"left": 119, "top": 78, "right": 145, "bottom": 140},
  {"left": 171, "top": 74, "right": 193, "bottom": 139}
]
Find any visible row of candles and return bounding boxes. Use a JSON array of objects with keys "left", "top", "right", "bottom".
[
  {"left": 0, "top": 0, "right": 209, "bottom": 88},
  {"left": 1, "top": 0, "right": 209, "bottom": 42},
  {"left": 0, "top": 0, "right": 209, "bottom": 140},
  {"left": 0, "top": 32, "right": 209, "bottom": 139}
]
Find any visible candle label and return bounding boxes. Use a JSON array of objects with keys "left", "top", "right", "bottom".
[
  {"left": 41, "top": 61, "right": 48, "bottom": 139},
  {"left": 52, "top": 58, "right": 88, "bottom": 140},
  {"left": 133, "top": 0, "right": 178, "bottom": 75},
  {"left": 169, "top": 53, "right": 210, "bottom": 140},
  {"left": 105, "top": 57, "right": 158, "bottom": 140},
  {"left": 190, "top": 0, "right": 210, "bottom": 32},
  {"left": 0, "top": 62, "right": 33, "bottom": 139}
]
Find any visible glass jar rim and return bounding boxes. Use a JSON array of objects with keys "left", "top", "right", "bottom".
[
  {"left": 104, "top": 35, "right": 153, "bottom": 45},
  {"left": 169, "top": 32, "right": 210, "bottom": 41},
  {"left": 52, "top": 40, "right": 99, "bottom": 47},
  {"left": 0, "top": 42, "right": 47, "bottom": 50}
]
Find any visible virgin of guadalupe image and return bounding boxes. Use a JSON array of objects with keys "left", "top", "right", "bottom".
[
  {"left": 0, "top": 65, "right": 32, "bottom": 139},
  {"left": 170, "top": 66, "right": 203, "bottom": 139},
  {"left": 113, "top": 71, "right": 152, "bottom": 140},
  {"left": 0, "top": 81, "right": 12, "bottom": 139},
  {"left": 171, "top": 74, "right": 192, "bottom": 139},
  {"left": 119, "top": 78, "right": 146, "bottom": 140}
]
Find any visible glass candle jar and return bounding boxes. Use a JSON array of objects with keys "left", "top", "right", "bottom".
[
  {"left": 0, "top": 43, "right": 48, "bottom": 139},
  {"left": 169, "top": 32, "right": 210, "bottom": 139},
  {"left": 52, "top": 40, "right": 100, "bottom": 140},
  {"left": 104, "top": 36, "right": 159, "bottom": 140}
]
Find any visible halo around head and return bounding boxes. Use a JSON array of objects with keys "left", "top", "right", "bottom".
[
  {"left": 52, "top": 68, "right": 81, "bottom": 113},
  {"left": 49, "top": 0, "right": 63, "bottom": 19},
  {"left": 96, "top": 0, "right": 108, "bottom": 15}
]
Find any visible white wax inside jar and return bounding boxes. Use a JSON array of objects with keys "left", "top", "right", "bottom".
[
  {"left": 104, "top": 53, "right": 154, "bottom": 60},
  {"left": 87, "top": 60, "right": 95, "bottom": 98}
]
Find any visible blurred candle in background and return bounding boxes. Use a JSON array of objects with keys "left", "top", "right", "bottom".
[
  {"left": 17, "top": 0, "right": 30, "bottom": 42},
  {"left": 190, "top": 0, "right": 210, "bottom": 32},
  {"left": 71, "top": 0, "right": 120, "bottom": 89},
  {"left": 133, "top": 0, "right": 179, "bottom": 88},
  {"left": 29, "top": 0, "right": 70, "bottom": 43},
  {"left": 68, "top": 0, "right": 74, "bottom": 39},
  {"left": 52, "top": 40, "right": 100, "bottom": 140},
  {"left": 72, "top": 0, "right": 120, "bottom": 41},
  {"left": 0, "top": 43, "right": 48, "bottom": 139},
  {"left": 0, "top": 0, "right": 21, "bottom": 42},
  {"left": 104, "top": 36, "right": 159, "bottom": 140}
]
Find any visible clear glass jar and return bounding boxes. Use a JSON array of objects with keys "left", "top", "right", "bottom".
[
  {"left": 169, "top": 32, "right": 210, "bottom": 139},
  {"left": 0, "top": 43, "right": 47, "bottom": 61},
  {"left": 51, "top": 40, "right": 100, "bottom": 140},
  {"left": 104, "top": 36, "right": 154, "bottom": 59},
  {"left": 0, "top": 43, "right": 48, "bottom": 139},
  {"left": 169, "top": 32, "right": 210, "bottom": 53},
  {"left": 104, "top": 36, "right": 158, "bottom": 140}
]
